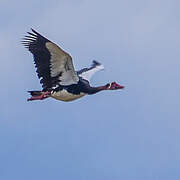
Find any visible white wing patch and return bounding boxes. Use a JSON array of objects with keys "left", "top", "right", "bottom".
[
  {"left": 46, "top": 42, "right": 79, "bottom": 86},
  {"left": 78, "top": 61, "right": 104, "bottom": 82}
]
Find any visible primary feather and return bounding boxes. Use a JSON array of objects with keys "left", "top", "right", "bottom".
[{"left": 22, "top": 29, "right": 79, "bottom": 90}]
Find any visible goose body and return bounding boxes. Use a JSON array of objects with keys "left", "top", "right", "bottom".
[
  {"left": 22, "top": 29, "right": 124, "bottom": 102},
  {"left": 51, "top": 89, "right": 86, "bottom": 102}
]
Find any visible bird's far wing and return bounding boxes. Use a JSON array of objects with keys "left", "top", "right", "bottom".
[
  {"left": 22, "top": 29, "right": 79, "bottom": 90},
  {"left": 77, "top": 60, "right": 104, "bottom": 82}
]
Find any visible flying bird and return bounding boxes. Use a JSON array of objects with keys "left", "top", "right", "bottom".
[{"left": 22, "top": 29, "right": 124, "bottom": 102}]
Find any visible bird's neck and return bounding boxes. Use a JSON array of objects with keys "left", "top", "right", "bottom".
[{"left": 87, "top": 85, "right": 108, "bottom": 95}]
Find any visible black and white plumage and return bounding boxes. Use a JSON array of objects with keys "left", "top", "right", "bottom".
[
  {"left": 22, "top": 29, "right": 124, "bottom": 102},
  {"left": 78, "top": 60, "right": 104, "bottom": 82}
]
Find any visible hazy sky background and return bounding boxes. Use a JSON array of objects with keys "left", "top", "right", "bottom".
[{"left": 1, "top": 0, "right": 180, "bottom": 179}]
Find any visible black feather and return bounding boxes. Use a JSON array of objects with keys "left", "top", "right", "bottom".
[{"left": 22, "top": 29, "right": 55, "bottom": 90}]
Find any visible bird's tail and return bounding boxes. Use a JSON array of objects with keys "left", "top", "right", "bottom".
[{"left": 27, "top": 91, "right": 50, "bottom": 101}]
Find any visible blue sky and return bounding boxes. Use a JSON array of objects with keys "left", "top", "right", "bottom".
[{"left": 1, "top": 0, "right": 180, "bottom": 179}]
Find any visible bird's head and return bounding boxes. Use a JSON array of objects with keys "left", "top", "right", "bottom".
[{"left": 106, "top": 82, "right": 124, "bottom": 90}]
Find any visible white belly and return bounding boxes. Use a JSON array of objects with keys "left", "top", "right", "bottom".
[{"left": 50, "top": 89, "right": 86, "bottom": 102}]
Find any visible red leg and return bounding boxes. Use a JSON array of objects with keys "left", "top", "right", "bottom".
[{"left": 27, "top": 91, "right": 51, "bottom": 101}]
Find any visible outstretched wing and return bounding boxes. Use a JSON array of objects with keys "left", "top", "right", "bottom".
[
  {"left": 22, "top": 29, "right": 79, "bottom": 90},
  {"left": 77, "top": 60, "right": 104, "bottom": 82}
]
